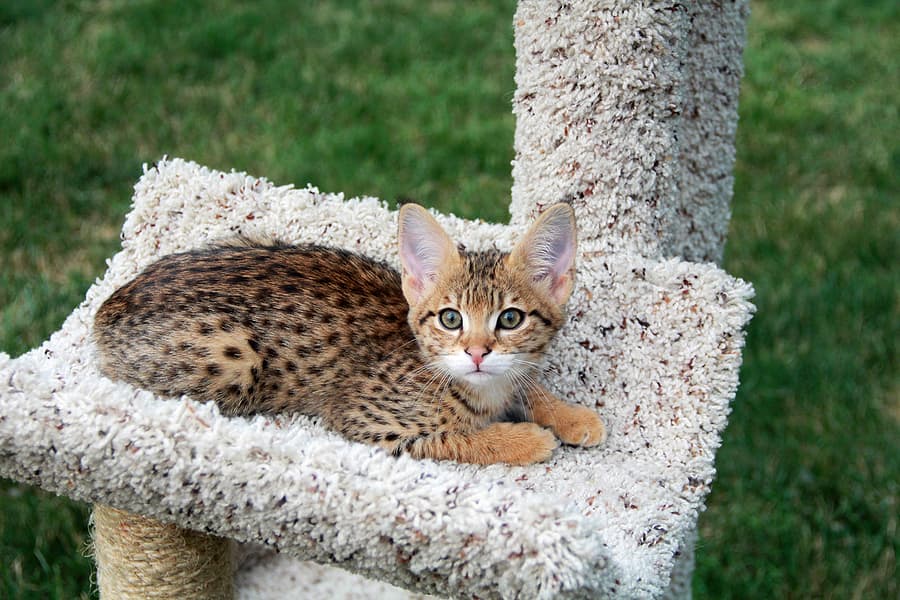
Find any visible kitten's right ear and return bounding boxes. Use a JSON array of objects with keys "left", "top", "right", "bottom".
[
  {"left": 508, "top": 203, "right": 577, "bottom": 306},
  {"left": 398, "top": 204, "right": 459, "bottom": 305}
]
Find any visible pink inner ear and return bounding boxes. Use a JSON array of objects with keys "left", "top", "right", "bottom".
[
  {"left": 549, "top": 273, "right": 572, "bottom": 304},
  {"left": 398, "top": 205, "right": 456, "bottom": 305},
  {"left": 400, "top": 232, "right": 438, "bottom": 286},
  {"left": 534, "top": 231, "right": 574, "bottom": 280},
  {"left": 405, "top": 273, "right": 422, "bottom": 295},
  {"left": 517, "top": 206, "right": 576, "bottom": 304},
  {"left": 399, "top": 246, "right": 427, "bottom": 305}
]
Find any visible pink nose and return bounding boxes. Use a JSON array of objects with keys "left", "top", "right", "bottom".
[{"left": 466, "top": 346, "right": 491, "bottom": 368}]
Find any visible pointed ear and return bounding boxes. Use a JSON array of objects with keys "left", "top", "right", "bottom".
[
  {"left": 398, "top": 204, "right": 459, "bottom": 305},
  {"left": 508, "top": 203, "right": 577, "bottom": 305}
]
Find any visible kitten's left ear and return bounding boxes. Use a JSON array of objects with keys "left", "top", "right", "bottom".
[
  {"left": 508, "top": 203, "right": 577, "bottom": 305},
  {"left": 398, "top": 203, "right": 460, "bottom": 306}
]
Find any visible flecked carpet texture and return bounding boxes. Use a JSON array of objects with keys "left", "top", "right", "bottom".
[
  {"left": 0, "top": 1, "right": 751, "bottom": 597},
  {"left": 0, "top": 156, "right": 752, "bottom": 598}
]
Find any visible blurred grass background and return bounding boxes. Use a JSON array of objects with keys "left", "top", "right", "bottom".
[{"left": 0, "top": 1, "right": 896, "bottom": 598}]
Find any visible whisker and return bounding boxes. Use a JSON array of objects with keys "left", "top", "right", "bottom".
[
  {"left": 506, "top": 368, "right": 557, "bottom": 422},
  {"left": 509, "top": 357, "right": 558, "bottom": 372},
  {"left": 430, "top": 371, "right": 454, "bottom": 424},
  {"left": 387, "top": 337, "right": 421, "bottom": 355},
  {"left": 398, "top": 358, "right": 442, "bottom": 384},
  {"left": 416, "top": 364, "right": 443, "bottom": 392},
  {"left": 405, "top": 352, "right": 458, "bottom": 420},
  {"left": 389, "top": 338, "right": 422, "bottom": 355},
  {"left": 505, "top": 370, "right": 540, "bottom": 422}
]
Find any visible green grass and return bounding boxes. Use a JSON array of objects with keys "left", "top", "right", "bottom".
[
  {"left": 0, "top": 1, "right": 896, "bottom": 598},
  {"left": 695, "top": 3, "right": 898, "bottom": 597}
]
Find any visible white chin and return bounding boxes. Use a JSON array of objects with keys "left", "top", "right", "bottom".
[{"left": 460, "top": 371, "right": 499, "bottom": 386}]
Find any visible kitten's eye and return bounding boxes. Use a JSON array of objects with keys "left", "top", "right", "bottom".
[
  {"left": 438, "top": 308, "right": 463, "bottom": 330},
  {"left": 497, "top": 308, "right": 524, "bottom": 330}
]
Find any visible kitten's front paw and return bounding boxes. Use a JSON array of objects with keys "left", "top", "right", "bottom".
[
  {"left": 493, "top": 422, "right": 559, "bottom": 465},
  {"left": 552, "top": 405, "right": 607, "bottom": 447}
]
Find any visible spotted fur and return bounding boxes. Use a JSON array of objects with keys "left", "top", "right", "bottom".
[{"left": 93, "top": 203, "right": 605, "bottom": 465}]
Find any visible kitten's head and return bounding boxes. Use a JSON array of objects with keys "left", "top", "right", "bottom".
[{"left": 398, "top": 203, "right": 576, "bottom": 398}]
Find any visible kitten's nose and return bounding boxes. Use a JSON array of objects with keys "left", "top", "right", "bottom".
[{"left": 465, "top": 346, "right": 491, "bottom": 368}]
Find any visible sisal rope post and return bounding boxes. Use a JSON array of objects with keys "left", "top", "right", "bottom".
[{"left": 92, "top": 504, "right": 234, "bottom": 599}]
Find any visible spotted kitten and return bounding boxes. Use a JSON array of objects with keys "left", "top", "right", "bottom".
[{"left": 93, "top": 203, "right": 605, "bottom": 465}]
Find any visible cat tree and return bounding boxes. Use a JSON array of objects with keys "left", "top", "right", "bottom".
[{"left": 0, "top": 2, "right": 752, "bottom": 598}]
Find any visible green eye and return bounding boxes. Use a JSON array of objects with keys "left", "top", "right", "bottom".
[
  {"left": 497, "top": 308, "right": 524, "bottom": 330},
  {"left": 438, "top": 309, "right": 463, "bottom": 330}
]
